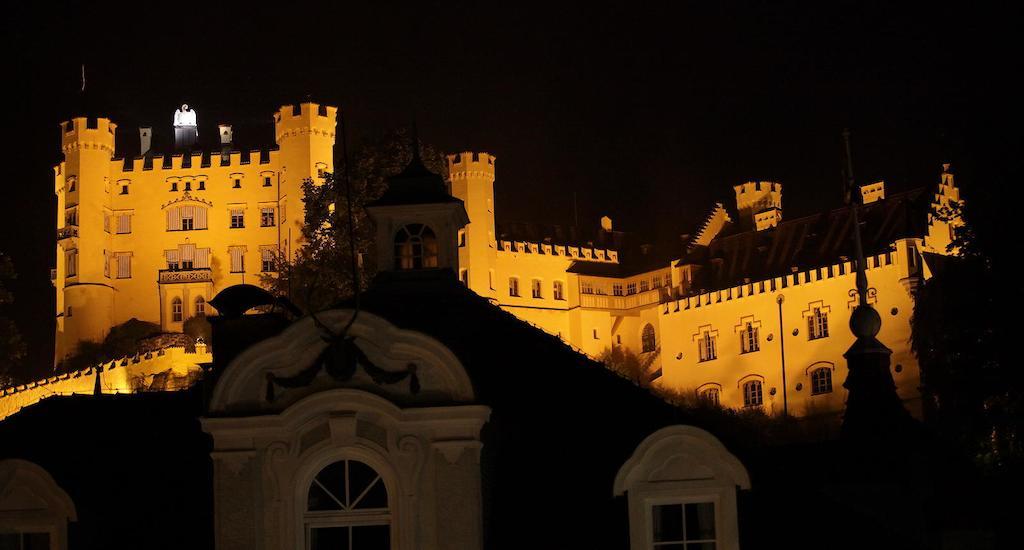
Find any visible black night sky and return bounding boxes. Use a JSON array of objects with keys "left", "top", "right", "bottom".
[{"left": 1, "top": 2, "right": 1014, "bottom": 373}]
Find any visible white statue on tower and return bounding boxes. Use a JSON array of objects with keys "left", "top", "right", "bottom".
[{"left": 173, "top": 103, "right": 198, "bottom": 150}]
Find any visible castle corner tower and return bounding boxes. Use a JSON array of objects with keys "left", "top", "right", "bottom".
[{"left": 447, "top": 152, "right": 497, "bottom": 298}]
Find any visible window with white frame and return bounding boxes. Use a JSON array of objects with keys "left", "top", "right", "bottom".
[
  {"left": 116, "top": 212, "right": 132, "bottom": 234},
  {"left": 167, "top": 205, "right": 208, "bottom": 231},
  {"left": 742, "top": 380, "right": 763, "bottom": 407},
  {"left": 171, "top": 297, "right": 183, "bottom": 322},
  {"left": 230, "top": 208, "right": 245, "bottom": 228},
  {"left": 627, "top": 282, "right": 637, "bottom": 295},
  {"left": 808, "top": 306, "right": 829, "bottom": 340},
  {"left": 581, "top": 281, "right": 594, "bottom": 295},
  {"left": 305, "top": 459, "right": 390, "bottom": 550},
  {"left": 697, "top": 330, "right": 717, "bottom": 362},
  {"left": 194, "top": 296, "right": 206, "bottom": 317},
  {"left": 531, "top": 279, "right": 542, "bottom": 298},
  {"left": 613, "top": 283, "right": 624, "bottom": 296},
  {"left": 701, "top": 387, "right": 720, "bottom": 405},
  {"left": 553, "top": 280, "right": 565, "bottom": 300},
  {"left": 642, "top": 324, "right": 657, "bottom": 353},
  {"left": 65, "top": 250, "right": 77, "bottom": 277},
  {"left": 393, "top": 224, "right": 438, "bottom": 270},
  {"left": 640, "top": 280, "right": 650, "bottom": 292},
  {"left": 740, "top": 322, "right": 759, "bottom": 354},
  {"left": 228, "top": 246, "right": 245, "bottom": 273},
  {"left": 114, "top": 252, "right": 131, "bottom": 279},
  {"left": 260, "top": 207, "right": 276, "bottom": 227},
  {"left": 651, "top": 501, "right": 717, "bottom": 548},
  {"left": 509, "top": 277, "right": 520, "bottom": 297},
  {"left": 811, "top": 367, "right": 833, "bottom": 395},
  {"left": 261, "top": 247, "right": 277, "bottom": 273},
  {"left": 652, "top": 275, "right": 661, "bottom": 288}
]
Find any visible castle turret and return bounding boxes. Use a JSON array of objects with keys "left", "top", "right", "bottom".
[
  {"left": 274, "top": 102, "right": 338, "bottom": 260},
  {"left": 733, "top": 181, "right": 782, "bottom": 231},
  {"left": 447, "top": 152, "right": 497, "bottom": 297},
  {"left": 55, "top": 117, "right": 117, "bottom": 363}
]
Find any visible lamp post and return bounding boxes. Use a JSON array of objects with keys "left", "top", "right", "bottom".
[{"left": 776, "top": 294, "right": 788, "bottom": 416}]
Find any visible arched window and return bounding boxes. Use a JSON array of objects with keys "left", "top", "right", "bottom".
[
  {"left": 641, "top": 324, "right": 657, "bottom": 353},
  {"left": 394, "top": 224, "right": 438, "bottom": 270},
  {"left": 194, "top": 296, "right": 206, "bottom": 317},
  {"left": 305, "top": 459, "right": 390, "bottom": 549},
  {"left": 811, "top": 367, "right": 833, "bottom": 395},
  {"left": 700, "top": 387, "right": 720, "bottom": 405},
  {"left": 742, "top": 380, "right": 763, "bottom": 407},
  {"left": 171, "top": 297, "right": 183, "bottom": 322}
]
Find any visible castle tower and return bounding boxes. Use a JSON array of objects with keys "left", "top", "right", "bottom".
[
  {"left": 733, "top": 181, "right": 782, "bottom": 231},
  {"left": 447, "top": 152, "right": 497, "bottom": 298},
  {"left": 274, "top": 102, "right": 338, "bottom": 260},
  {"left": 55, "top": 117, "right": 117, "bottom": 363}
]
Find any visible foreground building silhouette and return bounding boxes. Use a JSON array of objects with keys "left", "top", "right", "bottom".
[
  {"left": 0, "top": 145, "right": 995, "bottom": 549},
  {"left": 43, "top": 101, "right": 962, "bottom": 419}
]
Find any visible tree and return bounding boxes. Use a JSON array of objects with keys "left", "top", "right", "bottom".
[
  {"left": 597, "top": 345, "right": 660, "bottom": 387},
  {"left": 911, "top": 201, "right": 1019, "bottom": 472},
  {"left": 0, "top": 252, "right": 26, "bottom": 386},
  {"left": 264, "top": 128, "right": 448, "bottom": 313}
]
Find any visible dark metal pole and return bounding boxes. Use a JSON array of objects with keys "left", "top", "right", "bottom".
[{"left": 777, "top": 294, "right": 788, "bottom": 416}]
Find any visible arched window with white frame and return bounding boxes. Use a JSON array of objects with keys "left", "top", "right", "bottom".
[
  {"left": 394, "top": 223, "right": 438, "bottom": 270},
  {"left": 194, "top": 296, "right": 206, "bottom": 317},
  {"left": 305, "top": 459, "right": 391, "bottom": 549},
  {"left": 171, "top": 297, "right": 183, "bottom": 322}
]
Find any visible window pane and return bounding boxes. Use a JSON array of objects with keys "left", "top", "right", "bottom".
[
  {"left": 351, "top": 525, "right": 389, "bottom": 550},
  {"left": 652, "top": 504, "right": 684, "bottom": 542},
  {"left": 309, "top": 526, "right": 349, "bottom": 550},
  {"left": 685, "top": 502, "right": 716, "bottom": 541},
  {"left": 24, "top": 533, "right": 51, "bottom": 550},
  {"left": 348, "top": 460, "right": 387, "bottom": 509},
  {"left": 309, "top": 461, "right": 346, "bottom": 510}
]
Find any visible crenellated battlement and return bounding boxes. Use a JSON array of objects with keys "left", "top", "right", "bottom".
[
  {"left": 114, "top": 148, "right": 280, "bottom": 173},
  {"left": 497, "top": 239, "right": 618, "bottom": 263},
  {"left": 61, "top": 117, "right": 117, "bottom": 155},
  {"left": 273, "top": 102, "right": 338, "bottom": 143},
  {"left": 0, "top": 344, "right": 210, "bottom": 421},
  {"left": 447, "top": 151, "right": 496, "bottom": 180}
]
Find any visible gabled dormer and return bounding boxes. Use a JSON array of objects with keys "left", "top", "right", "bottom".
[{"left": 365, "top": 147, "right": 469, "bottom": 275}]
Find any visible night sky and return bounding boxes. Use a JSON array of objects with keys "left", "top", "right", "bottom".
[{"left": 2, "top": 2, "right": 1013, "bottom": 374}]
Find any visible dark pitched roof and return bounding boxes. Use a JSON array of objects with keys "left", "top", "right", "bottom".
[
  {"left": 365, "top": 151, "right": 461, "bottom": 207},
  {"left": 679, "top": 188, "right": 930, "bottom": 292}
]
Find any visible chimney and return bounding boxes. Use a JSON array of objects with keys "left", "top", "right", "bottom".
[{"left": 139, "top": 127, "right": 152, "bottom": 157}]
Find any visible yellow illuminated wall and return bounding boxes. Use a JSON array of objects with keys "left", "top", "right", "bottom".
[{"left": 53, "top": 103, "right": 336, "bottom": 364}]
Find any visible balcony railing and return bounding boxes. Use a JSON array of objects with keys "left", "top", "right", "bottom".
[
  {"left": 56, "top": 226, "right": 79, "bottom": 240},
  {"left": 579, "top": 288, "right": 666, "bottom": 310},
  {"left": 158, "top": 268, "right": 213, "bottom": 284}
]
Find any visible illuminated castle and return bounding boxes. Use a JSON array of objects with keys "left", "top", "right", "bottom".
[
  {"left": 50, "top": 101, "right": 962, "bottom": 417},
  {"left": 53, "top": 103, "right": 336, "bottom": 363}
]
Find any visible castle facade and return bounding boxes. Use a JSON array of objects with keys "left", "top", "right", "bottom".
[{"left": 52, "top": 101, "right": 961, "bottom": 416}]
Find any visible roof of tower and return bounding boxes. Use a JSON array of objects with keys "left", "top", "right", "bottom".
[
  {"left": 677, "top": 187, "right": 931, "bottom": 292},
  {"left": 365, "top": 147, "right": 460, "bottom": 207}
]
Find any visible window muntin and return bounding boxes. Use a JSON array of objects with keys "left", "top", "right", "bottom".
[
  {"left": 581, "top": 281, "right": 594, "bottom": 295},
  {"left": 613, "top": 283, "right": 624, "bottom": 296},
  {"left": 811, "top": 367, "right": 833, "bottom": 395},
  {"left": 742, "top": 380, "right": 763, "bottom": 407},
  {"left": 553, "top": 280, "right": 565, "bottom": 300},
  {"left": 305, "top": 460, "right": 390, "bottom": 550},
  {"left": 531, "top": 279, "right": 542, "bottom": 298},
  {"left": 651, "top": 502, "right": 716, "bottom": 548},
  {"left": 640, "top": 280, "right": 650, "bottom": 292},
  {"left": 740, "top": 322, "right": 759, "bottom": 354},
  {"left": 627, "top": 282, "right": 637, "bottom": 295},
  {"left": 171, "top": 297, "right": 183, "bottom": 322},
  {"left": 393, "top": 224, "right": 438, "bottom": 270},
  {"left": 261, "top": 247, "right": 277, "bottom": 273},
  {"left": 230, "top": 209, "right": 245, "bottom": 228},
  {"left": 698, "top": 331, "right": 717, "bottom": 362},
  {"left": 508, "top": 277, "right": 520, "bottom": 297},
  {"left": 808, "top": 307, "right": 829, "bottom": 340},
  {"left": 641, "top": 324, "right": 657, "bottom": 353}
]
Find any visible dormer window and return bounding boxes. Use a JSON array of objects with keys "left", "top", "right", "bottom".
[{"left": 394, "top": 224, "right": 438, "bottom": 270}]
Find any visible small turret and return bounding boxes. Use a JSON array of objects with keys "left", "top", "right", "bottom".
[
  {"left": 448, "top": 152, "right": 497, "bottom": 297},
  {"left": 733, "top": 181, "right": 782, "bottom": 231}
]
